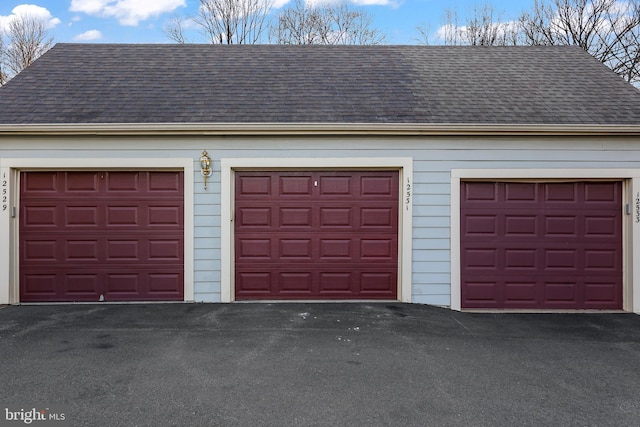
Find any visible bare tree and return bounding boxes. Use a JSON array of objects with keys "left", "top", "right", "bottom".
[
  {"left": 163, "top": 14, "right": 190, "bottom": 44},
  {"left": 0, "top": 29, "right": 6, "bottom": 86},
  {"left": 165, "top": 0, "right": 273, "bottom": 44},
  {"left": 3, "top": 14, "right": 54, "bottom": 78},
  {"left": 429, "top": 3, "right": 520, "bottom": 46},
  {"left": 519, "top": 0, "right": 640, "bottom": 84},
  {"left": 270, "top": 0, "right": 387, "bottom": 45},
  {"left": 415, "top": 24, "right": 431, "bottom": 45}
]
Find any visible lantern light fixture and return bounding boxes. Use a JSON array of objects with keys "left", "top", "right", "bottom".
[{"left": 199, "top": 150, "right": 213, "bottom": 190}]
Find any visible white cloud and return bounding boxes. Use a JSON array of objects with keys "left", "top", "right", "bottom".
[
  {"left": 74, "top": 29, "right": 103, "bottom": 41},
  {"left": 70, "top": 0, "right": 186, "bottom": 26},
  {"left": 303, "top": 0, "right": 397, "bottom": 8},
  {"left": 0, "top": 4, "right": 61, "bottom": 32},
  {"left": 351, "top": 0, "right": 396, "bottom": 6},
  {"left": 435, "top": 20, "right": 520, "bottom": 43}
]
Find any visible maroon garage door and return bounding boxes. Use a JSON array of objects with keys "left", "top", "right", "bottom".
[
  {"left": 461, "top": 181, "right": 623, "bottom": 309},
  {"left": 235, "top": 171, "right": 399, "bottom": 300},
  {"left": 20, "top": 171, "right": 184, "bottom": 302}
]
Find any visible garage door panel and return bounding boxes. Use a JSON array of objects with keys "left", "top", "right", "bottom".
[
  {"left": 544, "top": 249, "right": 578, "bottom": 270},
  {"left": 504, "top": 249, "right": 537, "bottom": 270},
  {"left": 236, "top": 272, "right": 272, "bottom": 293},
  {"left": 544, "top": 216, "right": 577, "bottom": 236},
  {"left": 505, "top": 215, "right": 538, "bottom": 236},
  {"left": 463, "top": 248, "right": 499, "bottom": 269},
  {"left": 235, "top": 171, "right": 399, "bottom": 300},
  {"left": 22, "top": 274, "right": 58, "bottom": 296},
  {"left": 237, "top": 175, "right": 272, "bottom": 196},
  {"left": 280, "top": 239, "right": 313, "bottom": 260},
  {"left": 280, "top": 273, "right": 314, "bottom": 293},
  {"left": 20, "top": 171, "right": 184, "bottom": 302},
  {"left": 280, "top": 207, "right": 313, "bottom": 228},
  {"left": 237, "top": 238, "right": 272, "bottom": 261},
  {"left": 464, "top": 215, "right": 498, "bottom": 236},
  {"left": 236, "top": 268, "right": 396, "bottom": 300},
  {"left": 360, "top": 272, "right": 396, "bottom": 294},
  {"left": 23, "top": 240, "right": 58, "bottom": 262},
  {"left": 584, "top": 280, "right": 622, "bottom": 305},
  {"left": 66, "top": 172, "right": 100, "bottom": 192},
  {"left": 584, "top": 215, "right": 620, "bottom": 237},
  {"left": 105, "top": 172, "right": 140, "bottom": 192},
  {"left": 148, "top": 205, "right": 183, "bottom": 227},
  {"left": 319, "top": 239, "right": 352, "bottom": 260},
  {"left": 236, "top": 207, "right": 272, "bottom": 228},
  {"left": 584, "top": 249, "right": 620, "bottom": 271},
  {"left": 66, "top": 274, "right": 100, "bottom": 295},
  {"left": 318, "top": 176, "right": 352, "bottom": 196},
  {"left": 66, "top": 206, "right": 101, "bottom": 227},
  {"left": 22, "top": 172, "right": 58, "bottom": 193},
  {"left": 280, "top": 176, "right": 313, "bottom": 196},
  {"left": 504, "top": 282, "right": 537, "bottom": 304},
  {"left": 319, "top": 272, "right": 353, "bottom": 292},
  {"left": 148, "top": 171, "right": 182, "bottom": 192},
  {"left": 67, "top": 240, "right": 100, "bottom": 261},
  {"left": 361, "top": 239, "right": 395, "bottom": 260},
  {"left": 361, "top": 207, "right": 395, "bottom": 228},
  {"left": 22, "top": 205, "right": 58, "bottom": 227},
  {"left": 505, "top": 182, "right": 538, "bottom": 202},
  {"left": 543, "top": 182, "right": 578, "bottom": 202},
  {"left": 109, "top": 241, "right": 141, "bottom": 262},
  {"left": 584, "top": 182, "right": 621, "bottom": 203},
  {"left": 319, "top": 207, "right": 353, "bottom": 228},
  {"left": 148, "top": 239, "right": 183, "bottom": 261},
  {"left": 361, "top": 176, "right": 395, "bottom": 197},
  {"left": 463, "top": 281, "right": 500, "bottom": 305},
  {"left": 542, "top": 280, "right": 579, "bottom": 305},
  {"left": 463, "top": 182, "right": 498, "bottom": 202},
  {"left": 461, "top": 181, "right": 622, "bottom": 309}
]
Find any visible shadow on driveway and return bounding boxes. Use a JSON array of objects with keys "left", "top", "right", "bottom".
[{"left": 1, "top": 303, "right": 639, "bottom": 426}]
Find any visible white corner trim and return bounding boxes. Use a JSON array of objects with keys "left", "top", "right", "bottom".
[
  {"left": 0, "top": 166, "right": 11, "bottom": 304},
  {"left": 0, "top": 158, "right": 195, "bottom": 304},
  {"left": 220, "top": 157, "right": 413, "bottom": 303},
  {"left": 451, "top": 168, "right": 640, "bottom": 313},
  {"left": 450, "top": 176, "right": 462, "bottom": 311}
]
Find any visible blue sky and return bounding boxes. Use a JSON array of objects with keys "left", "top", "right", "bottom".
[{"left": 0, "top": 1, "right": 535, "bottom": 45}]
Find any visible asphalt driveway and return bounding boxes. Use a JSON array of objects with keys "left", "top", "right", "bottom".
[{"left": 0, "top": 303, "right": 639, "bottom": 427}]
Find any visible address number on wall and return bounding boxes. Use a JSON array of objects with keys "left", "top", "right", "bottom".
[{"left": 1, "top": 172, "right": 7, "bottom": 212}]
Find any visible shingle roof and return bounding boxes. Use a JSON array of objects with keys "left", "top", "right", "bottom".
[{"left": 1, "top": 43, "right": 640, "bottom": 125}]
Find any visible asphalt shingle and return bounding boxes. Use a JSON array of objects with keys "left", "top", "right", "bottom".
[{"left": 1, "top": 43, "right": 639, "bottom": 125}]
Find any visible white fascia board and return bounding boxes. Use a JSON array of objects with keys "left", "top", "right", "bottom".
[{"left": 2, "top": 123, "right": 640, "bottom": 136}]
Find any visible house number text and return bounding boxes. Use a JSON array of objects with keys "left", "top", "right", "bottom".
[
  {"left": 405, "top": 178, "right": 412, "bottom": 211},
  {"left": 636, "top": 192, "right": 640, "bottom": 224},
  {"left": 2, "top": 172, "right": 7, "bottom": 212}
]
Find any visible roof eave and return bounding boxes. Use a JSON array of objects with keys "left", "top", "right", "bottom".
[{"left": 1, "top": 123, "right": 640, "bottom": 136}]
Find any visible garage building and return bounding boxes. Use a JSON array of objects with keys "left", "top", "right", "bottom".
[{"left": 1, "top": 44, "right": 640, "bottom": 312}]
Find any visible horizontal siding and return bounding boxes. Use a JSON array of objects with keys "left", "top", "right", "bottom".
[{"left": 2, "top": 135, "right": 640, "bottom": 307}]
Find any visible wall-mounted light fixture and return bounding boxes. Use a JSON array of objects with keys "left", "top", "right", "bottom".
[{"left": 199, "top": 150, "right": 213, "bottom": 190}]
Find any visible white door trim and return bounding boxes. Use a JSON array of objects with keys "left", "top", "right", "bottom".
[
  {"left": 0, "top": 158, "right": 195, "bottom": 304},
  {"left": 221, "top": 158, "right": 413, "bottom": 303},
  {"left": 451, "top": 169, "right": 639, "bottom": 313}
]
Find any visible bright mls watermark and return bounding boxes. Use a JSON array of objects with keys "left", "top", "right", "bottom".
[{"left": 1, "top": 407, "right": 69, "bottom": 426}]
